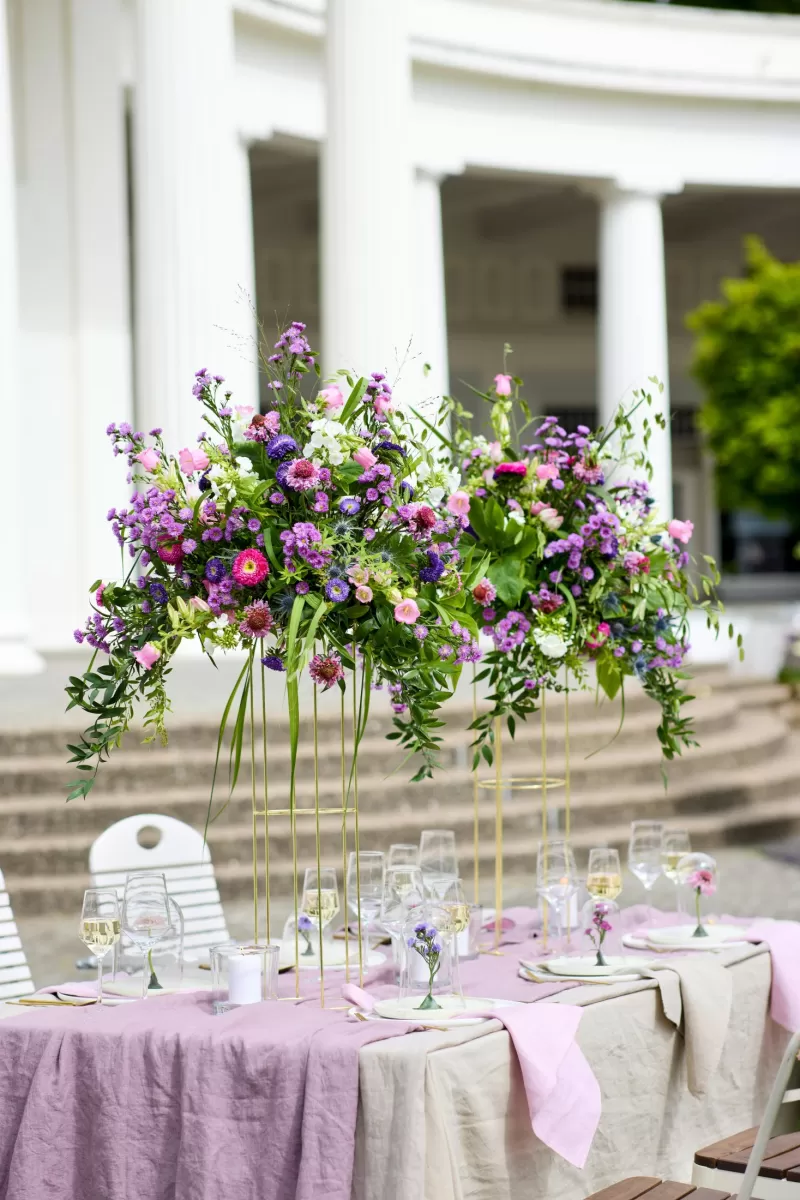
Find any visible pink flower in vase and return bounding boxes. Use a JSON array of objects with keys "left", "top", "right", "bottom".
[{"left": 687, "top": 868, "right": 716, "bottom": 897}]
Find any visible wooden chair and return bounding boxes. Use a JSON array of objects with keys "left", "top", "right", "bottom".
[
  {"left": 587, "top": 1031, "right": 800, "bottom": 1200},
  {"left": 0, "top": 868, "right": 34, "bottom": 1000},
  {"left": 89, "top": 814, "right": 230, "bottom": 959}
]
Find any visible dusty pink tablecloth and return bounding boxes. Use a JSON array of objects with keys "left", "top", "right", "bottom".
[{"left": 0, "top": 992, "right": 413, "bottom": 1200}]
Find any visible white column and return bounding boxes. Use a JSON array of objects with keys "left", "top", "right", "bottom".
[
  {"left": 134, "top": 0, "right": 257, "bottom": 449},
  {"left": 597, "top": 184, "right": 673, "bottom": 520},
  {"left": 0, "top": 0, "right": 43, "bottom": 673},
  {"left": 70, "top": 0, "right": 134, "bottom": 591},
  {"left": 322, "top": 0, "right": 414, "bottom": 386},
  {"left": 414, "top": 168, "right": 450, "bottom": 418}
]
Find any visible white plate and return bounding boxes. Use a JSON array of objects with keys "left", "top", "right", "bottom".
[
  {"left": 644, "top": 923, "right": 746, "bottom": 947},
  {"left": 279, "top": 941, "right": 386, "bottom": 971},
  {"left": 365, "top": 995, "right": 520, "bottom": 1025},
  {"left": 518, "top": 966, "right": 646, "bottom": 986},
  {"left": 621, "top": 932, "right": 751, "bottom": 954},
  {"left": 526, "top": 954, "right": 653, "bottom": 979}
]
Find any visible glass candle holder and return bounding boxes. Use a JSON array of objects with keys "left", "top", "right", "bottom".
[
  {"left": 210, "top": 943, "right": 279, "bottom": 1013},
  {"left": 398, "top": 912, "right": 463, "bottom": 1012},
  {"left": 676, "top": 852, "right": 718, "bottom": 937},
  {"left": 456, "top": 904, "right": 483, "bottom": 961},
  {"left": 581, "top": 898, "right": 620, "bottom": 967}
]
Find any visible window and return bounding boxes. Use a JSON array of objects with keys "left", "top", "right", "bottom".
[{"left": 561, "top": 267, "right": 598, "bottom": 314}]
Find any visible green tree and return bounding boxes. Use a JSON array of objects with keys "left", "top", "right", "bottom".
[
  {"left": 686, "top": 238, "right": 800, "bottom": 531},
  {"left": 622, "top": 1, "right": 800, "bottom": 12}
]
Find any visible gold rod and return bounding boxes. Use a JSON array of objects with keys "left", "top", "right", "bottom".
[
  {"left": 261, "top": 661, "right": 271, "bottom": 945},
  {"left": 291, "top": 699, "right": 300, "bottom": 1000},
  {"left": 249, "top": 652, "right": 258, "bottom": 947},
  {"left": 313, "top": 686, "right": 324, "bottom": 1008},
  {"left": 494, "top": 716, "right": 503, "bottom": 951},
  {"left": 472, "top": 667, "right": 479, "bottom": 905},
  {"left": 541, "top": 690, "right": 548, "bottom": 952},
  {"left": 564, "top": 674, "right": 571, "bottom": 842},
  {"left": 352, "top": 642, "right": 363, "bottom": 987},
  {"left": 341, "top": 688, "right": 350, "bottom": 983}
]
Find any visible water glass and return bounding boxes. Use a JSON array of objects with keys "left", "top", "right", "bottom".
[
  {"left": 388, "top": 843, "right": 419, "bottom": 868},
  {"left": 628, "top": 821, "right": 664, "bottom": 894},
  {"left": 79, "top": 888, "right": 121, "bottom": 1005},
  {"left": 419, "top": 829, "right": 458, "bottom": 899},
  {"left": 121, "top": 876, "right": 174, "bottom": 999},
  {"left": 536, "top": 839, "right": 578, "bottom": 942},
  {"left": 381, "top": 864, "right": 425, "bottom": 972},
  {"left": 661, "top": 829, "right": 691, "bottom": 911},
  {"left": 347, "top": 851, "right": 384, "bottom": 965}
]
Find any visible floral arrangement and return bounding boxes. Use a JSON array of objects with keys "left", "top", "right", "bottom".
[
  {"left": 408, "top": 922, "right": 443, "bottom": 1010},
  {"left": 585, "top": 902, "right": 613, "bottom": 967},
  {"left": 297, "top": 913, "right": 316, "bottom": 957},
  {"left": 439, "top": 358, "right": 726, "bottom": 768},
  {"left": 66, "top": 321, "right": 486, "bottom": 801},
  {"left": 684, "top": 861, "right": 717, "bottom": 938}
]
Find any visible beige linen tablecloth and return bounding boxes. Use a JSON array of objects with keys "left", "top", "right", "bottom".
[{"left": 352, "top": 944, "right": 786, "bottom": 1200}]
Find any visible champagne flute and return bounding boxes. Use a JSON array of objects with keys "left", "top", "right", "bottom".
[
  {"left": 380, "top": 864, "right": 425, "bottom": 972},
  {"left": 388, "top": 843, "right": 419, "bottom": 868},
  {"left": 536, "top": 839, "right": 578, "bottom": 944},
  {"left": 347, "top": 851, "right": 384, "bottom": 967},
  {"left": 628, "top": 821, "right": 664, "bottom": 895},
  {"left": 586, "top": 848, "right": 623, "bottom": 902},
  {"left": 301, "top": 866, "right": 340, "bottom": 957},
  {"left": 122, "top": 877, "right": 173, "bottom": 999},
  {"left": 661, "top": 829, "right": 691, "bottom": 912},
  {"left": 79, "top": 888, "right": 121, "bottom": 1005},
  {"left": 419, "top": 829, "right": 458, "bottom": 900}
]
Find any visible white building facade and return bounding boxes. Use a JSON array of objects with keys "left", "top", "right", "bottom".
[{"left": 5, "top": 0, "right": 800, "bottom": 671}]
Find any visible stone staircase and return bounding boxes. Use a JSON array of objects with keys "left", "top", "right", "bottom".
[{"left": 1, "top": 669, "right": 798, "bottom": 913}]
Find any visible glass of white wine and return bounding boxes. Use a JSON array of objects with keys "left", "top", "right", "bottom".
[
  {"left": 661, "top": 829, "right": 691, "bottom": 912},
  {"left": 434, "top": 877, "right": 470, "bottom": 1002},
  {"left": 301, "top": 867, "right": 340, "bottom": 959},
  {"left": 586, "top": 848, "right": 623, "bottom": 903},
  {"left": 79, "top": 888, "right": 121, "bottom": 1005},
  {"left": 628, "top": 821, "right": 664, "bottom": 896}
]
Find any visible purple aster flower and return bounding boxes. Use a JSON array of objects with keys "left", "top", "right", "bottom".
[
  {"left": 413, "top": 625, "right": 428, "bottom": 641},
  {"left": 296, "top": 581, "right": 310, "bottom": 594},
  {"left": 269, "top": 492, "right": 285, "bottom": 504},
  {"left": 181, "top": 538, "right": 197, "bottom": 554},
  {"left": 266, "top": 434, "right": 297, "bottom": 460},
  {"left": 149, "top": 582, "right": 169, "bottom": 605},
  {"left": 324, "top": 577, "right": 350, "bottom": 603},
  {"left": 339, "top": 496, "right": 361, "bottom": 515},
  {"left": 205, "top": 557, "right": 226, "bottom": 583},
  {"left": 365, "top": 488, "right": 379, "bottom": 502},
  {"left": 363, "top": 528, "right": 375, "bottom": 542}
]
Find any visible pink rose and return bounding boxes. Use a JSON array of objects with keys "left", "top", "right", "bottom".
[
  {"left": 353, "top": 447, "right": 377, "bottom": 469},
  {"left": 136, "top": 448, "right": 160, "bottom": 472},
  {"left": 355, "top": 585, "right": 373, "bottom": 603},
  {"left": 668, "top": 518, "right": 694, "bottom": 544},
  {"left": 536, "top": 463, "right": 559, "bottom": 481},
  {"left": 319, "top": 385, "right": 344, "bottom": 410},
  {"left": 494, "top": 374, "right": 512, "bottom": 397},
  {"left": 133, "top": 643, "right": 161, "bottom": 670},
  {"left": 394, "top": 598, "right": 421, "bottom": 625},
  {"left": 446, "top": 491, "right": 470, "bottom": 517}
]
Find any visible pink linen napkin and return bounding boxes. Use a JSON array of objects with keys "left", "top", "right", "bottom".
[
  {"left": 342, "top": 983, "right": 600, "bottom": 1168},
  {"left": 35, "top": 981, "right": 99, "bottom": 998},
  {"left": 743, "top": 918, "right": 800, "bottom": 1032}
]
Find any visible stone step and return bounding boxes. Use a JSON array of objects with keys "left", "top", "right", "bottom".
[
  {"left": 7, "top": 737, "right": 800, "bottom": 915},
  {"left": 2, "top": 697, "right": 778, "bottom": 800}
]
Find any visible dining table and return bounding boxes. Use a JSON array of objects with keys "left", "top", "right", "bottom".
[{"left": 0, "top": 906, "right": 795, "bottom": 1200}]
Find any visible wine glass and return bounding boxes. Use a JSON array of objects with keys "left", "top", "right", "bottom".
[
  {"left": 121, "top": 876, "right": 173, "bottom": 999},
  {"left": 536, "top": 839, "right": 578, "bottom": 943},
  {"left": 301, "top": 866, "right": 340, "bottom": 957},
  {"left": 419, "top": 829, "right": 458, "bottom": 900},
  {"left": 435, "top": 877, "right": 470, "bottom": 996},
  {"left": 586, "top": 847, "right": 623, "bottom": 903},
  {"left": 388, "top": 843, "right": 419, "bottom": 868},
  {"left": 380, "top": 864, "right": 425, "bottom": 973},
  {"left": 661, "top": 828, "right": 691, "bottom": 912},
  {"left": 79, "top": 889, "right": 121, "bottom": 1005},
  {"left": 346, "top": 851, "right": 384, "bottom": 967},
  {"left": 628, "top": 821, "right": 664, "bottom": 896}
]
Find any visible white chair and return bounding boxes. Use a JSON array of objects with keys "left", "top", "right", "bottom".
[
  {"left": 0, "top": 868, "right": 34, "bottom": 1000},
  {"left": 89, "top": 814, "right": 230, "bottom": 959}
]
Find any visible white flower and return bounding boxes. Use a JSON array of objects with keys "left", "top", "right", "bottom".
[
  {"left": 507, "top": 509, "right": 525, "bottom": 526},
  {"left": 534, "top": 630, "right": 568, "bottom": 659},
  {"left": 416, "top": 460, "right": 432, "bottom": 482},
  {"left": 427, "top": 485, "right": 445, "bottom": 507},
  {"left": 235, "top": 456, "right": 254, "bottom": 476}
]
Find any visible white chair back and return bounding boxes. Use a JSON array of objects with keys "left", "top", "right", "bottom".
[
  {"left": 0, "top": 868, "right": 34, "bottom": 1000},
  {"left": 89, "top": 814, "right": 230, "bottom": 957}
]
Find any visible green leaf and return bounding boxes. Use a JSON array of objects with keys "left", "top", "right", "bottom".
[
  {"left": 339, "top": 376, "right": 368, "bottom": 425},
  {"left": 596, "top": 656, "right": 622, "bottom": 702},
  {"left": 284, "top": 594, "right": 307, "bottom": 679},
  {"left": 487, "top": 556, "right": 525, "bottom": 607}
]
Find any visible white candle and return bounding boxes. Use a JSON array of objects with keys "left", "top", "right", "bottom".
[
  {"left": 228, "top": 953, "right": 262, "bottom": 1005},
  {"left": 456, "top": 928, "right": 470, "bottom": 957}
]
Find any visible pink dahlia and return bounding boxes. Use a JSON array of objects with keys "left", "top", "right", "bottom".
[
  {"left": 284, "top": 459, "right": 320, "bottom": 492},
  {"left": 239, "top": 600, "right": 273, "bottom": 638},
  {"left": 308, "top": 652, "right": 345, "bottom": 690},
  {"left": 494, "top": 462, "right": 527, "bottom": 479},
  {"left": 231, "top": 548, "right": 269, "bottom": 587}
]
